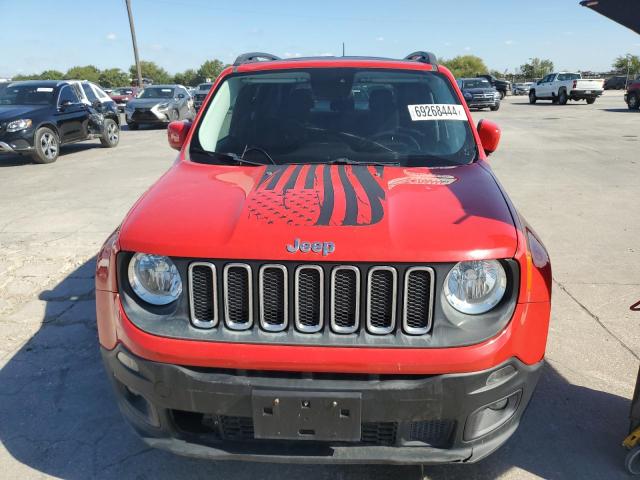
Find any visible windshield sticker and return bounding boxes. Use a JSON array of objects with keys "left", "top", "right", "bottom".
[
  {"left": 36, "top": 87, "right": 54, "bottom": 92},
  {"left": 408, "top": 104, "right": 467, "bottom": 121},
  {"left": 161, "top": 88, "right": 172, "bottom": 92}
]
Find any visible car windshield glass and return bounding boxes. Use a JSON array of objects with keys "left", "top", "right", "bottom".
[
  {"left": 191, "top": 68, "right": 476, "bottom": 167},
  {"left": 198, "top": 83, "right": 212, "bottom": 91},
  {"left": 463, "top": 79, "right": 491, "bottom": 89},
  {"left": 0, "top": 84, "right": 55, "bottom": 105},
  {"left": 139, "top": 87, "right": 174, "bottom": 99}
]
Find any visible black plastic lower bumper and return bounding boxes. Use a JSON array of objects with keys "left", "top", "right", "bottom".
[
  {"left": 102, "top": 345, "right": 543, "bottom": 465},
  {"left": 0, "top": 130, "right": 35, "bottom": 154}
]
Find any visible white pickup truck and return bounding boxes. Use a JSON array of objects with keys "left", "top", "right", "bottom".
[{"left": 529, "top": 72, "right": 604, "bottom": 105}]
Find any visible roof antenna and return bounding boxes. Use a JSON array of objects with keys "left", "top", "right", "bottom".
[{"left": 342, "top": 42, "right": 345, "bottom": 57}]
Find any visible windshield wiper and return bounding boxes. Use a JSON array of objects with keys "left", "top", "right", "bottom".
[
  {"left": 190, "top": 147, "right": 267, "bottom": 166},
  {"left": 298, "top": 158, "right": 400, "bottom": 167},
  {"left": 241, "top": 145, "right": 276, "bottom": 165}
]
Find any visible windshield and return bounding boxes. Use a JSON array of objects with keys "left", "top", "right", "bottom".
[
  {"left": 191, "top": 68, "right": 475, "bottom": 167},
  {"left": 198, "top": 83, "right": 213, "bottom": 91},
  {"left": 462, "top": 79, "right": 491, "bottom": 89},
  {"left": 0, "top": 84, "right": 55, "bottom": 105},
  {"left": 139, "top": 87, "right": 174, "bottom": 99}
]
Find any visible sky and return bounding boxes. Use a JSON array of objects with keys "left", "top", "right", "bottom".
[{"left": 1, "top": 0, "right": 639, "bottom": 78}]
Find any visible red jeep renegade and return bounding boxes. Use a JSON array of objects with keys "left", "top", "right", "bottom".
[{"left": 96, "top": 51, "right": 552, "bottom": 465}]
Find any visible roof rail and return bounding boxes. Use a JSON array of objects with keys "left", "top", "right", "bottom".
[
  {"left": 233, "top": 52, "right": 281, "bottom": 66},
  {"left": 403, "top": 51, "right": 438, "bottom": 65}
]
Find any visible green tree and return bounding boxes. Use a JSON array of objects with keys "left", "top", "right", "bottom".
[
  {"left": 612, "top": 54, "right": 640, "bottom": 76},
  {"left": 129, "top": 61, "right": 171, "bottom": 84},
  {"left": 64, "top": 65, "right": 101, "bottom": 82},
  {"left": 440, "top": 55, "right": 488, "bottom": 78},
  {"left": 37, "top": 70, "right": 64, "bottom": 80},
  {"left": 98, "top": 68, "right": 130, "bottom": 88},
  {"left": 519, "top": 58, "right": 554, "bottom": 80},
  {"left": 11, "top": 73, "right": 41, "bottom": 80},
  {"left": 196, "top": 59, "right": 225, "bottom": 83},
  {"left": 174, "top": 68, "right": 198, "bottom": 86}
]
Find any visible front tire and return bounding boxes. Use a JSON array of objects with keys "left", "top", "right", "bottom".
[
  {"left": 586, "top": 98, "right": 596, "bottom": 105},
  {"left": 490, "top": 103, "right": 500, "bottom": 111},
  {"left": 499, "top": 90, "right": 505, "bottom": 100},
  {"left": 100, "top": 119, "right": 120, "bottom": 148},
  {"left": 628, "top": 93, "right": 640, "bottom": 110},
  {"left": 529, "top": 91, "right": 537, "bottom": 104},
  {"left": 558, "top": 90, "right": 568, "bottom": 105},
  {"left": 30, "top": 127, "right": 59, "bottom": 164}
]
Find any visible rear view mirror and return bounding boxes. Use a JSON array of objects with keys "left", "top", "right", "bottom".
[
  {"left": 477, "top": 119, "right": 501, "bottom": 155},
  {"left": 167, "top": 120, "right": 192, "bottom": 150}
]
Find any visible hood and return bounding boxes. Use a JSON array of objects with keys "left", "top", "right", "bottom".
[
  {"left": 463, "top": 87, "right": 496, "bottom": 95},
  {"left": 127, "top": 98, "right": 169, "bottom": 109},
  {"left": 119, "top": 163, "right": 518, "bottom": 263},
  {"left": 110, "top": 94, "right": 131, "bottom": 102},
  {"left": 0, "top": 105, "right": 49, "bottom": 121}
]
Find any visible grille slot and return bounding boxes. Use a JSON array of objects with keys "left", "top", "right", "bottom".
[
  {"left": 403, "top": 267, "right": 435, "bottom": 335},
  {"left": 366, "top": 267, "right": 397, "bottom": 334},
  {"left": 295, "top": 266, "right": 324, "bottom": 333},
  {"left": 361, "top": 422, "right": 397, "bottom": 445},
  {"left": 259, "top": 265, "right": 288, "bottom": 332},
  {"left": 331, "top": 266, "right": 360, "bottom": 334},
  {"left": 188, "top": 263, "right": 217, "bottom": 328},
  {"left": 223, "top": 263, "right": 253, "bottom": 330},
  {"left": 408, "top": 420, "right": 456, "bottom": 448}
]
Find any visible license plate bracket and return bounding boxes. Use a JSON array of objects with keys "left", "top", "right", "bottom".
[{"left": 252, "top": 390, "right": 362, "bottom": 442}]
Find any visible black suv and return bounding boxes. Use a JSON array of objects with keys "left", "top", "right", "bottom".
[{"left": 0, "top": 80, "right": 120, "bottom": 164}]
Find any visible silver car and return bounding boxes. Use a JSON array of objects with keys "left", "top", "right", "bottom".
[{"left": 125, "top": 84, "right": 194, "bottom": 130}]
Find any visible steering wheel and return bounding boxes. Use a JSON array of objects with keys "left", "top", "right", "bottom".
[
  {"left": 370, "top": 128, "right": 423, "bottom": 150},
  {"left": 304, "top": 126, "right": 394, "bottom": 153}
]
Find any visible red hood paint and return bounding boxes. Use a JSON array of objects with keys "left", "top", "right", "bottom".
[{"left": 118, "top": 161, "right": 517, "bottom": 262}]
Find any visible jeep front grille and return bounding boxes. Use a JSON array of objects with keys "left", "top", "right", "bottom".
[{"left": 189, "top": 262, "right": 434, "bottom": 336}]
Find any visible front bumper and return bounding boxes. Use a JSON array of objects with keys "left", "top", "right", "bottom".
[
  {"left": 102, "top": 345, "right": 543, "bottom": 464},
  {"left": 0, "top": 129, "right": 35, "bottom": 154},
  {"left": 126, "top": 109, "right": 170, "bottom": 125}
]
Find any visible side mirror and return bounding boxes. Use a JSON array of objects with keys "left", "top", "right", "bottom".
[
  {"left": 167, "top": 120, "right": 191, "bottom": 150},
  {"left": 477, "top": 119, "right": 501, "bottom": 156},
  {"left": 177, "top": 93, "right": 185, "bottom": 99},
  {"left": 58, "top": 100, "right": 73, "bottom": 110}
]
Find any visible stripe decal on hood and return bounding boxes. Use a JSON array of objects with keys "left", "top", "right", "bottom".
[{"left": 248, "top": 165, "right": 386, "bottom": 227}]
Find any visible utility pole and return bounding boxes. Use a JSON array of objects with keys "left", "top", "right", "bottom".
[
  {"left": 626, "top": 54, "right": 631, "bottom": 89},
  {"left": 342, "top": 42, "right": 345, "bottom": 57},
  {"left": 125, "top": 0, "right": 143, "bottom": 88}
]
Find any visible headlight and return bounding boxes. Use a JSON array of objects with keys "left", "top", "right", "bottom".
[
  {"left": 464, "top": 92, "right": 473, "bottom": 100},
  {"left": 444, "top": 260, "right": 507, "bottom": 315},
  {"left": 127, "top": 253, "right": 182, "bottom": 305},
  {"left": 156, "top": 103, "right": 169, "bottom": 110},
  {"left": 6, "top": 119, "right": 32, "bottom": 132}
]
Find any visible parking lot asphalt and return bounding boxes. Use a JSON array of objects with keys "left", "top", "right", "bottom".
[{"left": 0, "top": 91, "right": 638, "bottom": 479}]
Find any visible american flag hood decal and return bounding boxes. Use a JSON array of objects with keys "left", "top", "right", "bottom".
[{"left": 248, "top": 164, "right": 386, "bottom": 227}]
